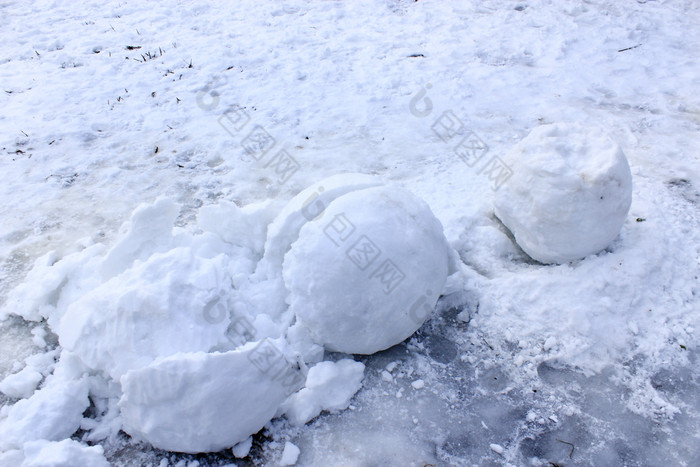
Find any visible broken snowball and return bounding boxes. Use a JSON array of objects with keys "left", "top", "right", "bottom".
[{"left": 119, "top": 339, "right": 304, "bottom": 453}]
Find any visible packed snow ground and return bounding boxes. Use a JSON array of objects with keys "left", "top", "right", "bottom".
[{"left": 1, "top": 0, "right": 699, "bottom": 465}]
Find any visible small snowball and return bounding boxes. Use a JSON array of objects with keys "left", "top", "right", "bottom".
[
  {"left": 381, "top": 370, "right": 393, "bottom": 383},
  {"left": 284, "top": 185, "right": 450, "bottom": 354},
  {"left": 494, "top": 123, "right": 633, "bottom": 264},
  {"left": 279, "top": 441, "right": 301, "bottom": 466}
]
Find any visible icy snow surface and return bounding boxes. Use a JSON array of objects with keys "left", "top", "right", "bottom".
[{"left": 1, "top": 0, "right": 699, "bottom": 466}]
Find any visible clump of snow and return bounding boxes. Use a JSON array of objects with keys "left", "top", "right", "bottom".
[
  {"left": 0, "top": 367, "right": 42, "bottom": 399},
  {"left": 284, "top": 185, "right": 451, "bottom": 354},
  {"left": 494, "top": 123, "right": 633, "bottom": 264},
  {"left": 58, "top": 245, "right": 234, "bottom": 380},
  {"left": 489, "top": 443, "right": 504, "bottom": 455},
  {"left": 283, "top": 359, "right": 365, "bottom": 426},
  {"left": 410, "top": 379, "right": 425, "bottom": 390},
  {"left": 0, "top": 366, "right": 89, "bottom": 450},
  {"left": 198, "top": 199, "right": 278, "bottom": 255},
  {"left": 20, "top": 439, "right": 109, "bottom": 467},
  {"left": 231, "top": 436, "right": 253, "bottom": 458},
  {"left": 279, "top": 441, "right": 300, "bottom": 466}
]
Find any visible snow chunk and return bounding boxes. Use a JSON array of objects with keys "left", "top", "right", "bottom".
[
  {"left": 198, "top": 200, "right": 277, "bottom": 254},
  {"left": 411, "top": 379, "right": 425, "bottom": 390},
  {"left": 58, "top": 247, "right": 233, "bottom": 380},
  {"left": 494, "top": 123, "right": 633, "bottom": 264},
  {"left": 284, "top": 185, "right": 450, "bottom": 354},
  {"left": 0, "top": 367, "right": 42, "bottom": 399},
  {"left": 0, "top": 377, "right": 89, "bottom": 450},
  {"left": 21, "top": 439, "right": 109, "bottom": 467},
  {"left": 490, "top": 443, "right": 504, "bottom": 455},
  {"left": 283, "top": 359, "right": 364, "bottom": 426},
  {"left": 100, "top": 198, "right": 180, "bottom": 279},
  {"left": 1, "top": 243, "right": 105, "bottom": 323},
  {"left": 119, "top": 340, "right": 304, "bottom": 453},
  {"left": 279, "top": 441, "right": 300, "bottom": 466},
  {"left": 232, "top": 436, "right": 253, "bottom": 458}
]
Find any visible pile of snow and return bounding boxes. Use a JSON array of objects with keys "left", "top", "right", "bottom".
[
  {"left": 0, "top": 174, "right": 454, "bottom": 456},
  {"left": 494, "top": 123, "right": 633, "bottom": 264}
]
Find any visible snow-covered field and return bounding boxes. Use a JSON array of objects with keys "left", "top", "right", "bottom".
[{"left": 1, "top": 0, "right": 699, "bottom": 465}]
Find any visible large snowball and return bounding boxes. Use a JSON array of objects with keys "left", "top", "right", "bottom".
[
  {"left": 283, "top": 185, "right": 450, "bottom": 355},
  {"left": 493, "top": 123, "right": 633, "bottom": 264}
]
